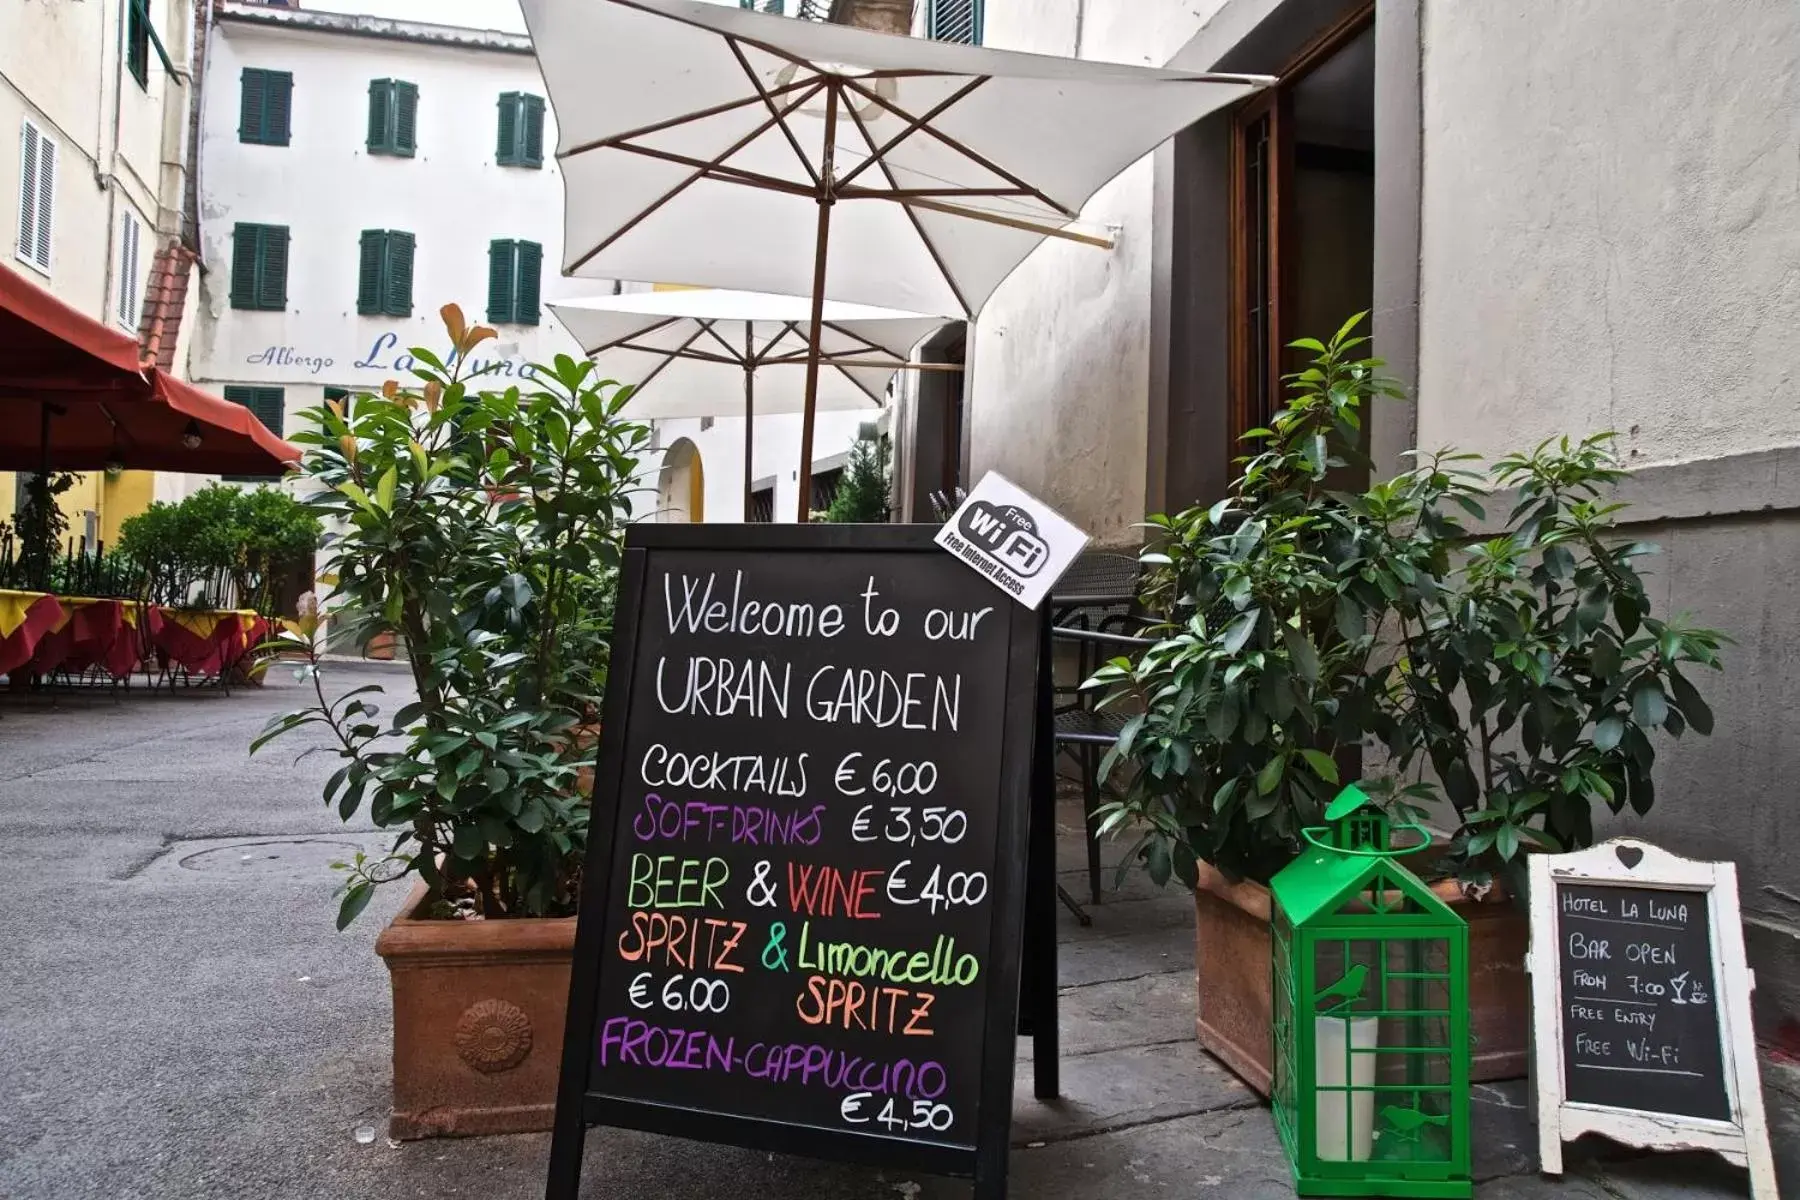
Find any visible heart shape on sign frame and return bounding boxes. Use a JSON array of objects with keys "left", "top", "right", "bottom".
[{"left": 1616, "top": 844, "right": 1644, "bottom": 870}]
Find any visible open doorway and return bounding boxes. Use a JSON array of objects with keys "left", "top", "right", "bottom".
[
  {"left": 1228, "top": 7, "right": 1374, "bottom": 473},
  {"left": 900, "top": 323, "right": 967, "bottom": 521},
  {"left": 654, "top": 438, "right": 705, "bottom": 523}
]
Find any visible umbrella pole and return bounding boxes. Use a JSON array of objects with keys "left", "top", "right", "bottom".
[
  {"left": 794, "top": 83, "right": 839, "bottom": 524},
  {"left": 743, "top": 360, "right": 755, "bottom": 522}
]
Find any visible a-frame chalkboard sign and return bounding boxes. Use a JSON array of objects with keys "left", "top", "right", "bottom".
[
  {"left": 1528, "top": 839, "right": 1778, "bottom": 1198},
  {"left": 546, "top": 524, "right": 1046, "bottom": 1200}
]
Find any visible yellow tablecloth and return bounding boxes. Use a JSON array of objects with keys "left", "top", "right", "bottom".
[{"left": 0, "top": 590, "right": 49, "bottom": 639}]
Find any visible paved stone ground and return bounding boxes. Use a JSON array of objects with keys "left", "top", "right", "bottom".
[{"left": 0, "top": 667, "right": 1794, "bottom": 1199}]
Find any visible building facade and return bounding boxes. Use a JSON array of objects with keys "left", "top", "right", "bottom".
[
  {"left": 935, "top": 0, "right": 1800, "bottom": 1040},
  {"left": 193, "top": 4, "right": 588, "bottom": 454},
  {"left": 2, "top": 0, "right": 207, "bottom": 544},
  {"left": 194, "top": 2, "right": 865, "bottom": 525}
]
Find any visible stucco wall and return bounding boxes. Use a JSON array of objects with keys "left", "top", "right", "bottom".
[
  {"left": 961, "top": 0, "right": 1232, "bottom": 546},
  {"left": 1419, "top": 0, "right": 1800, "bottom": 1033},
  {"left": 193, "top": 17, "right": 588, "bottom": 429},
  {"left": 1417, "top": 0, "right": 1800, "bottom": 468},
  {"left": 3, "top": 0, "right": 188, "bottom": 533}
]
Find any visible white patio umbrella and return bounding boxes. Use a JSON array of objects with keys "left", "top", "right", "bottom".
[
  {"left": 549, "top": 288, "right": 949, "bottom": 518},
  {"left": 520, "top": 0, "right": 1271, "bottom": 518}
]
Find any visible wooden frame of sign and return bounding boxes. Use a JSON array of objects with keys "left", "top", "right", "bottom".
[
  {"left": 1527, "top": 838, "right": 1777, "bottom": 1198},
  {"left": 545, "top": 524, "right": 1043, "bottom": 1200}
]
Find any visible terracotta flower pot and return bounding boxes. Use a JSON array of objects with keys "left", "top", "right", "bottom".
[
  {"left": 1193, "top": 862, "right": 1529, "bottom": 1096},
  {"left": 374, "top": 882, "right": 576, "bottom": 1138}
]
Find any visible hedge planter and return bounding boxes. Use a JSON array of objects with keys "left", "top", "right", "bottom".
[
  {"left": 375, "top": 883, "right": 576, "bottom": 1139},
  {"left": 1193, "top": 862, "right": 1528, "bottom": 1096}
]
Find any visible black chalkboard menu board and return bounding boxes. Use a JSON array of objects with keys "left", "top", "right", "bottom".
[
  {"left": 1553, "top": 882, "right": 1729, "bottom": 1121},
  {"left": 547, "top": 524, "right": 1040, "bottom": 1200}
]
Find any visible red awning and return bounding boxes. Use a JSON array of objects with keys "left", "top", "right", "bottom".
[
  {"left": 0, "top": 267, "right": 302, "bottom": 475},
  {"left": 0, "top": 262, "right": 146, "bottom": 393}
]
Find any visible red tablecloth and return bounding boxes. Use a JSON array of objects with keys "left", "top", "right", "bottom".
[
  {"left": 0, "top": 591, "right": 66, "bottom": 677},
  {"left": 149, "top": 608, "right": 270, "bottom": 678},
  {"left": 28, "top": 598, "right": 144, "bottom": 679}
]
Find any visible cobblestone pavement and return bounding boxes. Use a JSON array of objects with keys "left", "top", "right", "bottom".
[{"left": 0, "top": 669, "right": 1793, "bottom": 1198}]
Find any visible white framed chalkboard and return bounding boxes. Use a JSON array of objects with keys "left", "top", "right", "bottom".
[{"left": 1527, "top": 839, "right": 1777, "bottom": 1197}]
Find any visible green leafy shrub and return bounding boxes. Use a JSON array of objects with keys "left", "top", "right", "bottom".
[
  {"left": 821, "top": 435, "right": 891, "bottom": 523},
  {"left": 116, "top": 483, "right": 318, "bottom": 611},
  {"left": 1090, "top": 314, "right": 1726, "bottom": 891},
  {"left": 254, "top": 304, "right": 650, "bottom": 926}
]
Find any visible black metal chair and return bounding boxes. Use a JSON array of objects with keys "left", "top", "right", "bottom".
[{"left": 1049, "top": 551, "right": 1158, "bottom": 908}]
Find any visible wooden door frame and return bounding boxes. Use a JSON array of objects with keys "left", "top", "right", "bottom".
[{"left": 1225, "top": 1, "right": 1375, "bottom": 449}]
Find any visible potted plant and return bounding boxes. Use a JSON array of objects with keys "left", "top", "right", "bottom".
[
  {"left": 1089, "top": 315, "right": 1726, "bottom": 1093},
  {"left": 254, "top": 305, "right": 648, "bottom": 1137}
]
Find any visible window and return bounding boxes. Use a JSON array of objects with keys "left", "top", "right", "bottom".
[
  {"left": 1227, "top": 9, "right": 1374, "bottom": 450},
  {"left": 239, "top": 68, "right": 293, "bottom": 146},
  {"left": 127, "top": 0, "right": 150, "bottom": 89},
  {"left": 357, "top": 230, "right": 415, "bottom": 317},
  {"left": 229, "top": 222, "right": 289, "bottom": 310},
  {"left": 118, "top": 212, "right": 144, "bottom": 329},
  {"left": 16, "top": 119, "right": 55, "bottom": 273},
  {"left": 927, "top": 0, "right": 982, "bottom": 44},
  {"left": 367, "top": 79, "right": 418, "bottom": 156},
  {"left": 809, "top": 466, "right": 844, "bottom": 513},
  {"left": 496, "top": 92, "right": 545, "bottom": 168},
  {"left": 699, "top": 416, "right": 715, "bottom": 432},
  {"left": 486, "top": 239, "right": 542, "bottom": 325},
  {"left": 748, "top": 484, "right": 774, "bottom": 523},
  {"left": 222, "top": 386, "right": 285, "bottom": 482},
  {"left": 223, "top": 386, "right": 285, "bottom": 435}
]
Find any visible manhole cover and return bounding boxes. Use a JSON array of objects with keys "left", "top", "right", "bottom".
[{"left": 178, "top": 839, "right": 364, "bottom": 877}]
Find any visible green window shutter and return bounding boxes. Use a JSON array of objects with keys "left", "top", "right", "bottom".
[
  {"left": 223, "top": 386, "right": 285, "bottom": 436},
  {"left": 253, "top": 387, "right": 285, "bottom": 436},
  {"left": 367, "top": 79, "right": 391, "bottom": 152},
  {"left": 257, "top": 225, "right": 289, "bottom": 310},
  {"left": 229, "top": 223, "right": 260, "bottom": 308},
  {"left": 385, "top": 231, "right": 414, "bottom": 317},
  {"left": 239, "top": 69, "right": 266, "bottom": 143},
  {"left": 523, "top": 95, "right": 545, "bottom": 167},
  {"left": 394, "top": 81, "right": 418, "bottom": 155},
  {"left": 515, "top": 241, "right": 542, "bottom": 326},
  {"left": 127, "top": 0, "right": 150, "bottom": 88},
  {"left": 928, "top": 0, "right": 982, "bottom": 44},
  {"left": 240, "top": 70, "right": 293, "bottom": 145},
  {"left": 265, "top": 71, "right": 293, "bottom": 145},
  {"left": 487, "top": 239, "right": 516, "bottom": 324},
  {"left": 357, "top": 230, "right": 385, "bottom": 315},
  {"left": 496, "top": 92, "right": 519, "bottom": 165}
]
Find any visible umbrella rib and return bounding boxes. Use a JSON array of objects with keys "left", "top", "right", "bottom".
[
  {"left": 834, "top": 75, "right": 988, "bottom": 191},
  {"left": 839, "top": 186, "right": 1034, "bottom": 200},
  {"left": 729, "top": 36, "right": 821, "bottom": 190},
  {"left": 568, "top": 80, "right": 824, "bottom": 273},
  {"left": 631, "top": 321, "right": 716, "bottom": 393},
  {"left": 840, "top": 94, "right": 972, "bottom": 317},
  {"left": 558, "top": 76, "right": 813, "bottom": 160},
  {"left": 695, "top": 319, "right": 750, "bottom": 364},
  {"left": 827, "top": 355, "right": 887, "bottom": 407},
  {"left": 609, "top": 142, "right": 819, "bottom": 198},
  {"left": 581, "top": 314, "right": 682, "bottom": 355},
  {"left": 819, "top": 320, "right": 890, "bottom": 358},
  {"left": 749, "top": 321, "right": 800, "bottom": 368},
  {"left": 842, "top": 76, "right": 1080, "bottom": 220}
]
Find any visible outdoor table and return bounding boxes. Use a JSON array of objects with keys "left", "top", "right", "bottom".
[
  {"left": 0, "top": 589, "right": 65, "bottom": 678},
  {"left": 148, "top": 607, "right": 268, "bottom": 678},
  {"left": 27, "top": 597, "right": 144, "bottom": 680}
]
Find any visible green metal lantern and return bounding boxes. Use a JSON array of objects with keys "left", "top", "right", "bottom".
[{"left": 1268, "top": 785, "right": 1471, "bottom": 1198}]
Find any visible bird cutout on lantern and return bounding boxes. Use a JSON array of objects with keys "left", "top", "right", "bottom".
[{"left": 1313, "top": 964, "right": 1368, "bottom": 1017}]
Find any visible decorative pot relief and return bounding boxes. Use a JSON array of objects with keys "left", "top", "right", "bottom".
[{"left": 454, "top": 999, "right": 533, "bottom": 1074}]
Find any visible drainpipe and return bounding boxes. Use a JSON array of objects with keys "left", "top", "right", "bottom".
[{"left": 99, "top": 0, "right": 129, "bottom": 332}]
